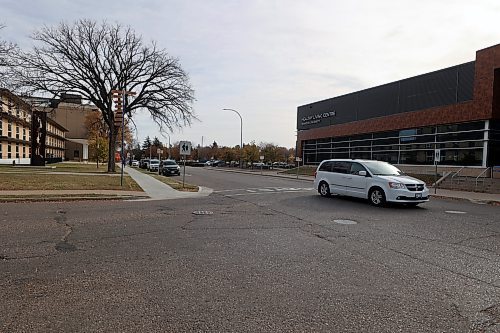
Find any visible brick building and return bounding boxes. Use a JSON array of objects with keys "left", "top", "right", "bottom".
[
  {"left": 0, "top": 89, "right": 67, "bottom": 164},
  {"left": 297, "top": 44, "right": 500, "bottom": 168}
]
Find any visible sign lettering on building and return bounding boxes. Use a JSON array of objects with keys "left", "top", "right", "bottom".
[{"left": 300, "top": 111, "right": 336, "bottom": 126}]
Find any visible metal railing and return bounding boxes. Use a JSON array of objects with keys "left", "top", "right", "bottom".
[
  {"left": 451, "top": 166, "right": 465, "bottom": 184},
  {"left": 475, "top": 167, "right": 491, "bottom": 189}
]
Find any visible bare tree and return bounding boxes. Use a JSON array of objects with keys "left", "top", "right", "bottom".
[
  {"left": 0, "top": 24, "right": 16, "bottom": 86},
  {"left": 5, "top": 20, "right": 195, "bottom": 171}
]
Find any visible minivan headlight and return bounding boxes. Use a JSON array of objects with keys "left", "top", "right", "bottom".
[{"left": 389, "top": 182, "right": 406, "bottom": 189}]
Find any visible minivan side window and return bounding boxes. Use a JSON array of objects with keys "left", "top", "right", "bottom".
[
  {"left": 350, "top": 162, "right": 367, "bottom": 175},
  {"left": 319, "top": 161, "right": 333, "bottom": 172},
  {"left": 332, "top": 161, "right": 349, "bottom": 174}
]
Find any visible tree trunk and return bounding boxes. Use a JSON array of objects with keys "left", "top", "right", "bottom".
[{"left": 108, "top": 129, "right": 115, "bottom": 172}]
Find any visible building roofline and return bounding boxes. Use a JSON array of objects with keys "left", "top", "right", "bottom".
[
  {"left": 298, "top": 60, "right": 475, "bottom": 109},
  {"left": 0, "top": 88, "right": 34, "bottom": 110},
  {"left": 476, "top": 42, "right": 500, "bottom": 52}
]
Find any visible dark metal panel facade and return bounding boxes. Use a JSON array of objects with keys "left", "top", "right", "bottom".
[
  {"left": 357, "top": 82, "right": 399, "bottom": 120},
  {"left": 457, "top": 62, "right": 475, "bottom": 102},
  {"left": 297, "top": 61, "right": 476, "bottom": 131}
]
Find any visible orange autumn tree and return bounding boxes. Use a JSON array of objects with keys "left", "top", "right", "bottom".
[{"left": 85, "top": 110, "right": 133, "bottom": 166}]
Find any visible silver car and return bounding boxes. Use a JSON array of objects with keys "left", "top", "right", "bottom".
[{"left": 313, "top": 159, "right": 429, "bottom": 207}]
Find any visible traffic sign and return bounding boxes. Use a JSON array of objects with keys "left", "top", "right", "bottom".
[
  {"left": 260, "top": 155, "right": 264, "bottom": 161},
  {"left": 434, "top": 149, "right": 441, "bottom": 163},
  {"left": 180, "top": 141, "right": 192, "bottom": 156},
  {"left": 295, "top": 157, "right": 302, "bottom": 162}
]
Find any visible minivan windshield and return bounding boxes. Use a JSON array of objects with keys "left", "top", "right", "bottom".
[
  {"left": 363, "top": 161, "right": 405, "bottom": 176},
  {"left": 164, "top": 161, "right": 177, "bottom": 165}
]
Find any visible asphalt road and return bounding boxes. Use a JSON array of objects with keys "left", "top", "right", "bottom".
[{"left": 1, "top": 166, "right": 499, "bottom": 332}]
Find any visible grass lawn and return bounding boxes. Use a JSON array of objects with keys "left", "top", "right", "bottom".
[
  {"left": 50, "top": 162, "right": 111, "bottom": 173},
  {"left": 279, "top": 165, "right": 316, "bottom": 176},
  {"left": 0, "top": 162, "right": 111, "bottom": 174},
  {"left": 136, "top": 168, "right": 199, "bottom": 192},
  {"left": 0, "top": 173, "right": 142, "bottom": 191}
]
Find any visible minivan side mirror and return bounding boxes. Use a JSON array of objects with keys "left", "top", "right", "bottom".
[{"left": 358, "top": 171, "right": 367, "bottom": 176}]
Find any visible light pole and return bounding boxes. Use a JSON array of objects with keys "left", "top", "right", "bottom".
[
  {"left": 161, "top": 132, "right": 172, "bottom": 159},
  {"left": 222, "top": 108, "right": 243, "bottom": 168}
]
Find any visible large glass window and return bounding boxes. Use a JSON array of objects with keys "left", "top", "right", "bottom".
[
  {"left": 437, "top": 121, "right": 484, "bottom": 133},
  {"left": 399, "top": 129, "right": 417, "bottom": 142},
  {"left": 437, "top": 131, "right": 483, "bottom": 142},
  {"left": 372, "top": 151, "right": 399, "bottom": 164},
  {"left": 300, "top": 121, "right": 487, "bottom": 166},
  {"left": 350, "top": 151, "right": 371, "bottom": 159},
  {"left": 439, "top": 148, "right": 483, "bottom": 166},
  {"left": 400, "top": 150, "right": 434, "bottom": 164}
]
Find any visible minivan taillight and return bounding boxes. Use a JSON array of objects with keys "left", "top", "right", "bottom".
[{"left": 314, "top": 171, "right": 317, "bottom": 178}]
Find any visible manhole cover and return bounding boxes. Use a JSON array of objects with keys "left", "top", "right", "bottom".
[
  {"left": 334, "top": 219, "right": 357, "bottom": 225},
  {"left": 192, "top": 211, "right": 214, "bottom": 215},
  {"left": 445, "top": 211, "right": 466, "bottom": 214}
]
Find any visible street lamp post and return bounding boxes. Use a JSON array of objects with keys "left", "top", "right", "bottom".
[
  {"left": 222, "top": 108, "right": 243, "bottom": 168},
  {"left": 160, "top": 133, "right": 172, "bottom": 159}
]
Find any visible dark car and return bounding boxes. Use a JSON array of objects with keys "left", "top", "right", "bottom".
[
  {"left": 139, "top": 159, "right": 149, "bottom": 169},
  {"left": 159, "top": 159, "right": 180, "bottom": 176}
]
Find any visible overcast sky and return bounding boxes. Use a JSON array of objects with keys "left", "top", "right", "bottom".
[{"left": 1, "top": 0, "right": 499, "bottom": 148}]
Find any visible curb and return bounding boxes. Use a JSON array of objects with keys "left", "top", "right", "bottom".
[
  {"left": 0, "top": 194, "right": 149, "bottom": 203},
  {"left": 430, "top": 194, "right": 500, "bottom": 206},
  {"left": 206, "top": 167, "right": 313, "bottom": 182}
]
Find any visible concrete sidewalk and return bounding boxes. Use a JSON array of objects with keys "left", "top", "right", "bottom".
[
  {"left": 123, "top": 167, "right": 213, "bottom": 201},
  {"left": 205, "top": 166, "right": 500, "bottom": 205}
]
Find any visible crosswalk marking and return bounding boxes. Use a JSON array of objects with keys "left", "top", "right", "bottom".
[{"left": 214, "top": 187, "right": 313, "bottom": 197}]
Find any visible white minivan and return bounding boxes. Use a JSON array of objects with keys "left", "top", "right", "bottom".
[{"left": 313, "top": 159, "right": 429, "bottom": 206}]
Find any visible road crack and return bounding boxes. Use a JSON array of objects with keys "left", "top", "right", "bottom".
[{"left": 54, "top": 210, "right": 76, "bottom": 252}]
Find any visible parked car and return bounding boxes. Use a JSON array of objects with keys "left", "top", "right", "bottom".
[
  {"left": 159, "top": 159, "right": 181, "bottom": 176},
  {"left": 131, "top": 160, "right": 139, "bottom": 167},
  {"left": 148, "top": 159, "right": 160, "bottom": 172},
  {"left": 313, "top": 159, "right": 429, "bottom": 207},
  {"left": 139, "top": 159, "right": 149, "bottom": 169},
  {"left": 212, "top": 160, "right": 226, "bottom": 167}
]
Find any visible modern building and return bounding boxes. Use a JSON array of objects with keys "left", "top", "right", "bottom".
[
  {"left": 0, "top": 89, "right": 67, "bottom": 164},
  {"left": 297, "top": 44, "right": 500, "bottom": 168}
]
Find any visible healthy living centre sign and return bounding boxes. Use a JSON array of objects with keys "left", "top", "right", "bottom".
[{"left": 300, "top": 111, "right": 336, "bottom": 126}]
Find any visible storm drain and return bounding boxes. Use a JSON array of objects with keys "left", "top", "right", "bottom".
[
  {"left": 334, "top": 219, "right": 357, "bottom": 225},
  {"left": 192, "top": 211, "right": 214, "bottom": 216}
]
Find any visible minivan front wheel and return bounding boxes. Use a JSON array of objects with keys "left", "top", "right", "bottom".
[
  {"left": 319, "top": 182, "right": 331, "bottom": 197},
  {"left": 369, "top": 187, "right": 386, "bottom": 206}
]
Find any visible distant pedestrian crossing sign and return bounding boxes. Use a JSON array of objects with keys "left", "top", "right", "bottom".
[{"left": 180, "top": 141, "right": 192, "bottom": 156}]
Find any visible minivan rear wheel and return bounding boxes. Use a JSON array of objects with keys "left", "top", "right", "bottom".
[
  {"left": 319, "top": 182, "right": 331, "bottom": 197},
  {"left": 369, "top": 187, "right": 386, "bottom": 206}
]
